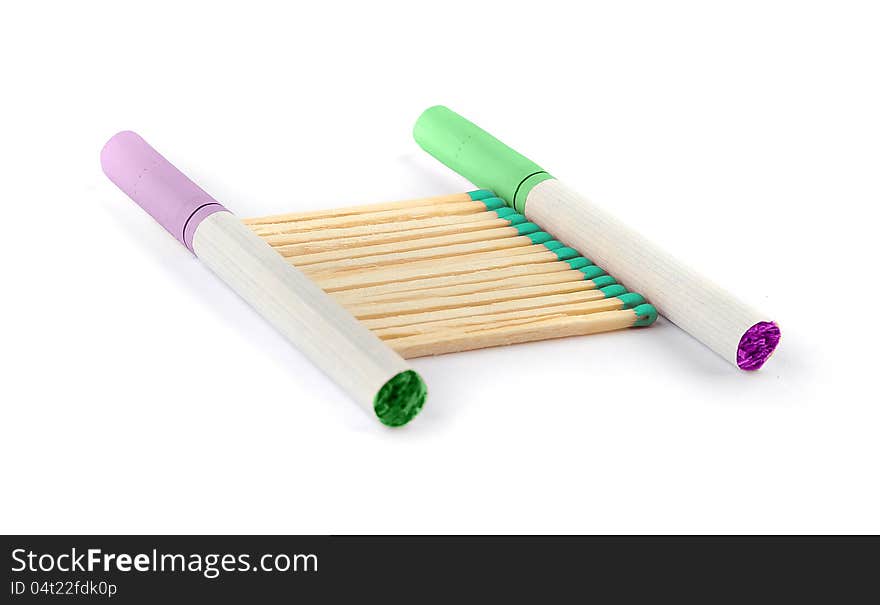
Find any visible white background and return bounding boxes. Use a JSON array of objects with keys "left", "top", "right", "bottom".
[{"left": 1, "top": 1, "right": 878, "bottom": 534}]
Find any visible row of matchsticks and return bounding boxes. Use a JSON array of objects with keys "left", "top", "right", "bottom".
[{"left": 244, "top": 190, "right": 657, "bottom": 358}]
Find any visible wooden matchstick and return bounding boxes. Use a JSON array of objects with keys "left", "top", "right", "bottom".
[
  {"left": 292, "top": 234, "right": 541, "bottom": 272},
  {"left": 242, "top": 190, "right": 494, "bottom": 225},
  {"left": 259, "top": 213, "right": 514, "bottom": 248},
  {"left": 385, "top": 309, "right": 643, "bottom": 358},
  {"left": 274, "top": 224, "right": 533, "bottom": 261},
  {"left": 245, "top": 198, "right": 505, "bottom": 234},
  {"left": 324, "top": 261, "right": 578, "bottom": 296},
  {"left": 311, "top": 250, "right": 570, "bottom": 291},
  {"left": 360, "top": 289, "right": 610, "bottom": 331},
  {"left": 299, "top": 234, "right": 571, "bottom": 276},
  {"left": 342, "top": 280, "right": 602, "bottom": 319},
  {"left": 370, "top": 298, "right": 627, "bottom": 339},
  {"left": 333, "top": 268, "right": 590, "bottom": 305}
]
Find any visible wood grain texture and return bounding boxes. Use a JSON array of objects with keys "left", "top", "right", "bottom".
[
  {"left": 360, "top": 290, "right": 609, "bottom": 331},
  {"left": 309, "top": 250, "right": 562, "bottom": 291},
  {"left": 386, "top": 309, "right": 638, "bottom": 358},
  {"left": 247, "top": 200, "right": 491, "bottom": 234},
  {"left": 274, "top": 225, "right": 519, "bottom": 261},
  {"left": 371, "top": 298, "right": 624, "bottom": 340},
  {"left": 295, "top": 235, "right": 536, "bottom": 273},
  {"left": 243, "top": 191, "right": 476, "bottom": 225},
  {"left": 333, "top": 269, "right": 587, "bottom": 305},
  {"left": 344, "top": 280, "right": 600, "bottom": 320},
  {"left": 252, "top": 210, "right": 506, "bottom": 239},
  {"left": 262, "top": 215, "right": 511, "bottom": 250}
]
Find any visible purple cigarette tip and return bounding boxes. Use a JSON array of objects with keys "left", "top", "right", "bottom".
[
  {"left": 737, "top": 321, "right": 781, "bottom": 371},
  {"left": 101, "top": 131, "right": 226, "bottom": 251}
]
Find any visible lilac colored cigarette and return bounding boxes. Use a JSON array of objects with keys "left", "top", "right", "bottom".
[
  {"left": 99, "top": 132, "right": 424, "bottom": 426},
  {"left": 101, "top": 131, "right": 227, "bottom": 251}
]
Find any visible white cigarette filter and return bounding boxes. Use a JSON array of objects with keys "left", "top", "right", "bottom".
[
  {"left": 101, "top": 132, "right": 426, "bottom": 426},
  {"left": 413, "top": 106, "right": 781, "bottom": 370}
]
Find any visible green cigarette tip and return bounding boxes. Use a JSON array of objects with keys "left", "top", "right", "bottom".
[
  {"left": 468, "top": 189, "right": 495, "bottom": 200},
  {"left": 494, "top": 207, "right": 517, "bottom": 218},
  {"left": 373, "top": 370, "right": 427, "bottom": 427},
  {"left": 413, "top": 105, "right": 552, "bottom": 211},
  {"left": 506, "top": 214, "right": 528, "bottom": 225}
]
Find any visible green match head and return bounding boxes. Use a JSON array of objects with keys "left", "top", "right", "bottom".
[
  {"left": 480, "top": 197, "right": 507, "bottom": 211},
  {"left": 514, "top": 222, "right": 542, "bottom": 235},
  {"left": 591, "top": 275, "right": 617, "bottom": 288},
  {"left": 565, "top": 257, "right": 593, "bottom": 270},
  {"left": 600, "top": 284, "right": 628, "bottom": 298},
  {"left": 467, "top": 189, "right": 495, "bottom": 200},
  {"left": 579, "top": 265, "right": 606, "bottom": 280},
  {"left": 633, "top": 304, "right": 658, "bottom": 327},
  {"left": 527, "top": 232, "right": 554, "bottom": 245},
  {"left": 552, "top": 247, "right": 580, "bottom": 261},
  {"left": 617, "top": 292, "right": 646, "bottom": 309}
]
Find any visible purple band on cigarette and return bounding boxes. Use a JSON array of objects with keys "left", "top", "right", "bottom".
[
  {"left": 737, "top": 321, "right": 781, "bottom": 371},
  {"left": 100, "top": 131, "right": 227, "bottom": 251}
]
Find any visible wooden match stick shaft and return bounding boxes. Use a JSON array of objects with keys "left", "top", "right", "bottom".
[
  {"left": 360, "top": 290, "right": 608, "bottom": 331},
  {"left": 259, "top": 215, "right": 512, "bottom": 249},
  {"left": 245, "top": 200, "right": 492, "bottom": 234},
  {"left": 275, "top": 225, "right": 522, "bottom": 261},
  {"left": 294, "top": 234, "right": 536, "bottom": 272},
  {"left": 312, "top": 251, "right": 564, "bottom": 291},
  {"left": 344, "top": 280, "right": 600, "bottom": 319},
  {"left": 333, "top": 268, "right": 587, "bottom": 304},
  {"left": 306, "top": 246, "right": 560, "bottom": 284},
  {"left": 243, "top": 191, "right": 484, "bottom": 225},
  {"left": 371, "top": 298, "right": 625, "bottom": 339},
  {"left": 304, "top": 240, "right": 553, "bottom": 274},
  {"left": 386, "top": 309, "right": 640, "bottom": 358},
  {"left": 326, "top": 261, "right": 574, "bottom": 296}
]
